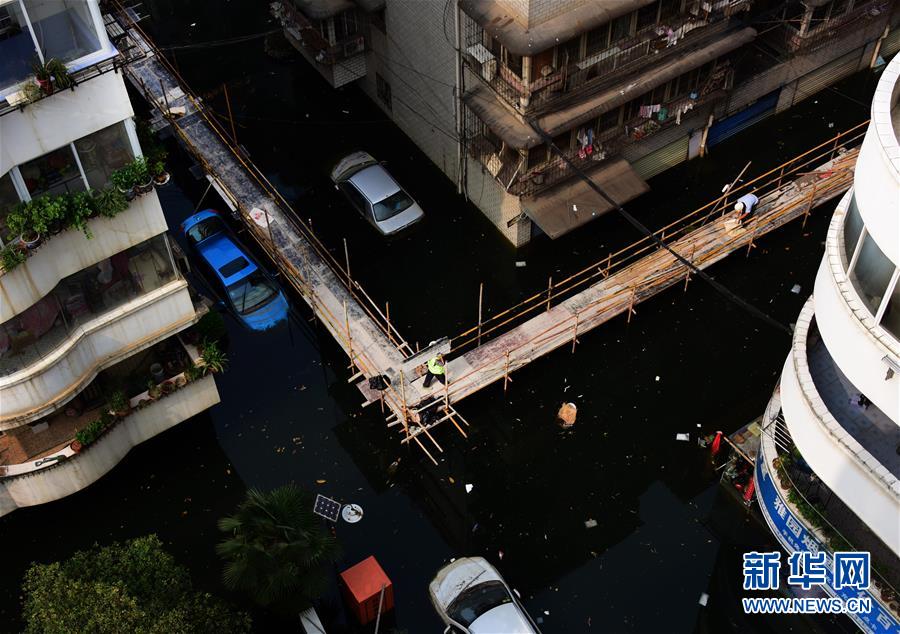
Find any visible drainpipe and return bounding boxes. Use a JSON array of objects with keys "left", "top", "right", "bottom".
[
  {"left": 454, "top": 0, "right": 464, "bottom": 195},
  {"left": 870, "top": 25, "right": 890, "bottom": 69}
]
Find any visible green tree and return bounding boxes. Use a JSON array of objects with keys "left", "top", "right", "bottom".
[
  {"left": 21, "top": 534, "right": 251, "bottom": 634},
  {"left": 217, "top": 485, "right": 339, "bottom": 610}
]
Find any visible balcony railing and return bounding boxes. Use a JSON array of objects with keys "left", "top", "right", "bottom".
[
  {"left": 465, "top": 11, "right": 731, "bottom": 116},
  {"left": 779, "top": 0, "right": 890, "bottom": 54},
  {"left": 273, "top": 1, "right": 366, "bottom": 65},
  {"left": 485, "top": 86, "right": 726, "bottom": 198}
]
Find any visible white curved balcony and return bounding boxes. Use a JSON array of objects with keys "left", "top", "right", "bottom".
[
  {"left": 0, "top": 280, "right": 199, "bottom": 427},
  {"left": 0, "top": 192, "right": 168, "bottom": 323},
  {"left": 0, "top": 372, "right": 219, "bottom": 516},
  {"left": 819, "top": 191, "right": 899, "bottom": 417},
  {"left": 852, "top": 54, "right": 900, "bottom": 263},
  {"left": 780, "top": 297, "right": 900, "bottom": 554}
]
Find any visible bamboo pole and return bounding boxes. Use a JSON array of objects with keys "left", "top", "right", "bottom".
[
  {"left": 571, "top": 313, "right": 579, "bottom": 353},
  {"left": 344, "top": 300, "right": 353, "bottom": 369},
  {"left": 343, "top": 237, "right": 351, "bottom": 286},
  {"left": 400, "top": 370, "right": 409, "bottom": 443},
  {"left": 626, "top": 287, "right": 636, "bottom": 323},
  {"left": 801, "top": 180, "right": 819, "bottom": 229},
  {"left": 546, "top": 276, "right": 553, "bottom": 312},
  {"left": 503, "top": 350, "right": 510, "bottom": 394},
  {"left": 223, "top": 82, "right": 238, "bottom": 145},
  {"left": 477, "top": 282, "right": 484, "bottom": 346}
]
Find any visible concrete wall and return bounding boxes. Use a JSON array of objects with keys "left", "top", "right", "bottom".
[
  {"left": 780, "top": 298, "right": 900, "bottom": 555},
  {"left": 0, "top": 72, "right": 134, "bottom": 175},
  {"left": 0, "top": 373, "right": 220, "bottom": 517},
  {"left": 497, "top": 0, "right": 588, "bottom": 27},
  {"left": 0, "top": 281, "right": 198, "bottom": 427},
  {"left": 0, "top": 192, "right": 168, "bottom": 322}
]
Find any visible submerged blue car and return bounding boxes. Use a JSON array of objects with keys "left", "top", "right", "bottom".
[{"left": 181, "top": 209, "right": 288, "bottom": 331}]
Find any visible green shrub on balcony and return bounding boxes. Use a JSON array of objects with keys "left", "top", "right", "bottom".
[{"left": 74, "top": 412, "right": 114, "bottom": 447}]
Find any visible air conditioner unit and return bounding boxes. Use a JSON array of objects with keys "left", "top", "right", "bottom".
[
  {"left": 466, "top": 44, "right": 496, "bottom": 82},
  {"left": 343, "top": 36, "right": 365, "bottom": 57}
]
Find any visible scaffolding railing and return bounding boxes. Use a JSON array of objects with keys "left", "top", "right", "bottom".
[{"left": 449, "top": 121, "right": 867, "bottom": 359}]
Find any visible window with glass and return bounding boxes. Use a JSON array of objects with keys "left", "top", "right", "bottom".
[
  {"left": 19, "top": 145, "right": 84, "bottom": 197},
  {"left": 0, "top": 1, "right": 33, "bottom": 90},
  {"left": 585, "top": 24, "right": 610, "bottom": 56},
  {"left": 333, "top": 9, "right": 359, "bottom": 41},
  {"left": 0, "top": 171, "right": 20, "bottom": 241},
  {"left": 611, "top": 13, "right": 634, "bottom": 43},
  {"left": 637, "top": 3, "right": 659, "bottom": 31},
  {"left": 75, "top": 122, "right": 134, "bottom": 190},
  {"left": 848, "top": 232, "right": 895, "bottom": 315},
  {"left": 0, "top": 0, "right": 106, "bottom": 96},
  {"left": 842, "top": 193, "right": 864, "bottom": 269},
  {"left": 559, "top": 37, "right": 581, "bottom": 67},
  {"left": 23, "top": 0, "right": 101, "bottom": 65},
  {"left": 0, "top": 234, "right": 176, "bottom": 377},
  {"left": 880, "top": 276, "right": 900, "bottom": 340}
]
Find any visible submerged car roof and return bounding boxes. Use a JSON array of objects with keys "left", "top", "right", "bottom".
[
  {"left": 190, "top": 218, "right": 259, "bottom": 287},
  {"left": 348, "top": 164, "right": 401, "bottom": 203}
]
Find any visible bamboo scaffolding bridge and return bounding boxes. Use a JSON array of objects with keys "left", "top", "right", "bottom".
[{"left": 109, "top": 7, "right": 863, "bottom": 465}]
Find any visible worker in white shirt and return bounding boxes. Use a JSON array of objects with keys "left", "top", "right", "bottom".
[{"left": 734, "top": 193, "right": 759, "bottom": 226}]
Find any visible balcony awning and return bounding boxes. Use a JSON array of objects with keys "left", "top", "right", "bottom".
[
  {"left": 462, "top": 80, "right": 541, "bottom": 149},
  {"left": 520, "top": 158, "right": 649, "bottom": 239},
  {"left": 459, "top": 0, "right": 656, "bottom": 56},
  {"left": 539, "top": 27, "right": 757, "bottom": 138}
]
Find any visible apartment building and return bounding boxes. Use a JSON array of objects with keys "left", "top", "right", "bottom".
[
  {"left": 276, "top": 0, "right": 900, "bottom": 246},
  {"left": 753, "top": 52, "right": 900, "bottom": 633},
  {"left": 0, "top": 0, "right": 219, "bottom": 515}
]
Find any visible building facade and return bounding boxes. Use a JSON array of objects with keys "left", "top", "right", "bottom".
[
  {"left": 0, "top": 0, "right": 219, "bottom": 515},
  {"left": 277, "top": 0, "right": 900, "bottom": 246},
  {"left": 754, "top": 53, "right": 899, "bottom": 633}
]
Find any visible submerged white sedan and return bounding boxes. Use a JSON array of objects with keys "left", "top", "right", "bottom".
[
  {"left": 330, "top": 151, "right": 424, "bottom": 235},
  {"left": 429, "top": 557, "right": 541, "bottom": 634}
]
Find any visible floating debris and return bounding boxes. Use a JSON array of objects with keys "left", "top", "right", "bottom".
[
  {"left": 515, "top": 261, "right": 527, "bottom": 268},
  {"left": 791, "top": 284, "right": 802, "bottom": 294},
  {"left": 699, "top": 592, "right": 710, "bottom": 607},
  {"left": 584, "top": 518, "right": 598, "bottom": 529},
  {"left": 675, "top": 433, "right": 690, "bottom": 441},
  {"left": 465, "top": 483, "right": 474, "bottom": 493}
]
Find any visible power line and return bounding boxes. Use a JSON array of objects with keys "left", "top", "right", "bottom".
[
  {"left": 527, "top": 118, "right": 793, "bottom": 335},
  {"left": 156, "top": 28, "right": 282, "bottom": 52}
]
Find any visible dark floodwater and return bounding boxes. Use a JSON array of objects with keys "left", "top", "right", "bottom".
[{"left": 0, "top": 2, "right": 883, "bottom": 632}]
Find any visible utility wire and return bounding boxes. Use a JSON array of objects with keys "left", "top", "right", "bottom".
[
  {"left": 156, "top": 28, "right": 282, "bottom": 51},
  {"left": 527, "top": 119, "right": 793, "bottom": 335}
]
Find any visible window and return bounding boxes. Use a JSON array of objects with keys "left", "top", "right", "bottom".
[
  {"left": 842, "top": 194, "right": 864, "bottom": 269},
  {"left": 23, "top": 0, "right": 103, "bottom": 65},
  {"left": 227, "top": 271, "right": 277, "bottom": 315},
  {"left": 559, "top": 36, "right": 581, "bottom": 66},
  {"left": 506, "top": 50, "right": 523, "bottom": 78},
  {"left": 340, "top": 182, "right": 368, "bottom": 213},
  {"left": 376, "top": 72, "right": 391, "bottom": 111},
  {"left": 585, "top": 24, "right": 610, "bottom": 56},
  {"left": 597, "top": 107, "right": 620, "bottom": 133},
  {"left": 551, "top": 131, "right": 571, "bottom": 153},
  {"left": 333, "top": 9, "right": 359, "bottom": 41},
  {"left": 372, "top": 190, "right": 413, "bottom": 221},
  {"left": 371, "top": 7, "right": 386, "bottom": 33},
  {"left": 849, "top": 232, "right": 895, "bottom": 315},
  {"left": 74, "top": 122, "right": 134, "bottom": 190},
  {"left": 0, "top": 2, "right": 33, "bottom": 91},
  {"left": 659, "top": 0, "right": 681, "bottom": 22},
  {"left": 19, "top": 145, "right": 84, "bottom": 198},
  {"left": 611, "top": 13, "right": 634, "bottom": 43},
  {"left": 637, "top": 2, "right": 659, "bottom": 30},
  {"left": 0, "top": 234, "right": 176, "bottom": 377},
  {"left": 0, "top": 171, "right": 20, "bottom": 242},
  {"left": 527, "top": 144, "right": 547, "bottom": 169},
  {"left": 880, "top": 276, "right": 900, "bottom": 339}
]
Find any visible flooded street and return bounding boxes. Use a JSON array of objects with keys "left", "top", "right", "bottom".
[{"left": 0, "top": 1, "right": 881, "bottom": 632}]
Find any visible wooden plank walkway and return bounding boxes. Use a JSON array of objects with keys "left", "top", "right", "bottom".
[{"left": 111, "top": 7, "right": 859, "bottom": 462}]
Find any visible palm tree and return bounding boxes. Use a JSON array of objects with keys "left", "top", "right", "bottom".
[{"left": 217, "top": 485, "right": 339, "bottom": 610}]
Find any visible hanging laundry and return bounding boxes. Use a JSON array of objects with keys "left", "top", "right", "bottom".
[
  {"left": 657, "top": 107, "right": 668, "bottom": 122},
  {"left": 638, "top": 105, "right": 652, "bottom": 118}
]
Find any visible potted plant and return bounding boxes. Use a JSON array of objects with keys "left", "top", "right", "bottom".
[
  {"left": 199, "top": 340, "right": 227, "bottom": 374},
  {"left": 133, "top": 157, "right": 153, "bottom": 194},
  {"left": 160, "top": 380, "right": 176, "bottom": 395},
  {"left": 1, "top": 244, "right": 27, "bottom": 272},
  {"left": 151, "top": 157, "right": 170, "bottom": 186},
  {"left": 66, "top": 191, "right": 94, "bottom": 237},
  {"left": 32, "top": 58, "right": 71, "bottom": 95},
  {"left": 32, "top": 60, "right": 53, "bottom": 95},
  {"left": 69, "top": 439, "right": 82, "bottom": 453},
  {"left": 147, "top": 379, "right": 162, "bottom": 400},
  {"left": 92, "top": 187, "right": 128, "bottom": 218},
  {"left": 111, "top": 163, "right": 137, "bottom": 200},
  {"left": 40, "top": 195, "right": 68, "bottom": 235},
  {"left": 107, "top": 390, "right": 131, "bottom": 419}
]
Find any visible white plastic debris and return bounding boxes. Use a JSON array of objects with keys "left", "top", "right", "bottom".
[
  {"left": 654, "top": 375, "right": 660, "bottom": 382},
  {"left": 544, "top": 610, "right": 550, "bottom": 616},
  {"left": 699, "top": 592, "right": 709, "bottom": 607},
  {"left": 676, "top": 433, "right": 690, "bottom": 441},
  {"left": 573, "top": 204, "right": 578, "bottom": 212},
  {"left": 585, "top": 518, "right": 598, "bottom": 529},
  {"left": 515, "top": 261, "right": 527, "bottom": 268},
  {"left": 791, "top": 284, "right": 802, "bottom": 294},
  {"left": 465, "top": 483, "right": 474, "bottom": 493}
]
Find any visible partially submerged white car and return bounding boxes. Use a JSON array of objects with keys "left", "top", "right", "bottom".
[
  {"left": 428, "top": 557, "right": 541, "bottom": 634},
  {"left": 330, "top": 151, "right": 424, "bottom": 235}
]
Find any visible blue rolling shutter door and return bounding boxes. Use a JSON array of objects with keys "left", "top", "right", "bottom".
[{"left": 707, "top": 90, "right": 780, "bottom": 148}]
